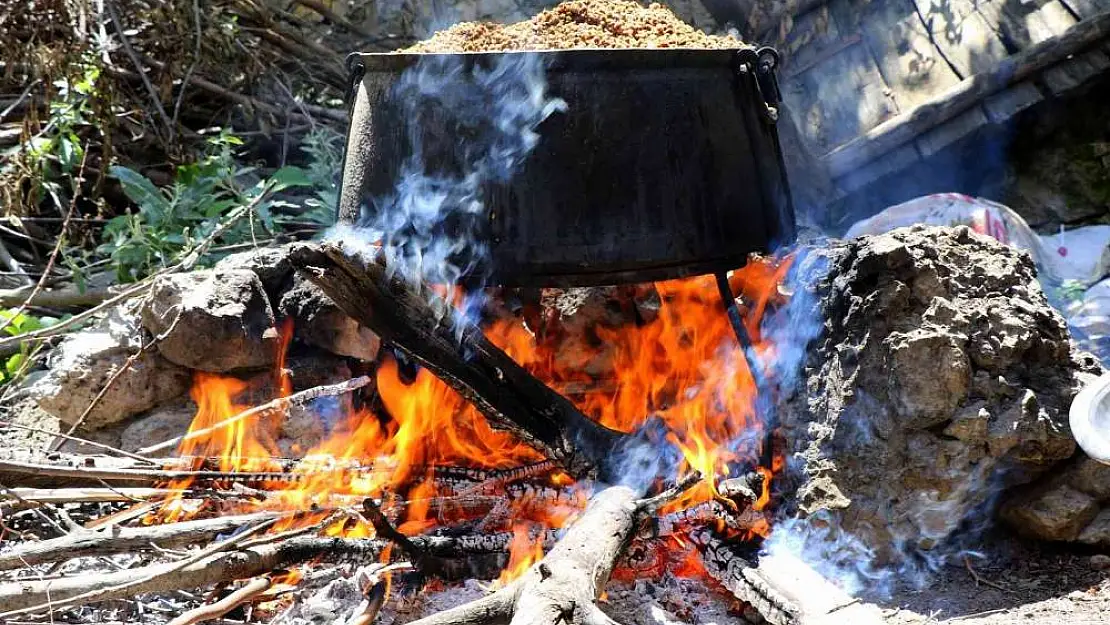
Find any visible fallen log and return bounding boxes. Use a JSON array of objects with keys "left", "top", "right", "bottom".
[
  {"left": 691, "top": 528, "right": 887, "bottom": 625},
  {"left": 289, "top": 242, "right": 649, "bottom": 481}
]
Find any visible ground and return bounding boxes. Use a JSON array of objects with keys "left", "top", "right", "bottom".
[{"left": 878, "top": 528, "right": 1110, "bottom": 624}]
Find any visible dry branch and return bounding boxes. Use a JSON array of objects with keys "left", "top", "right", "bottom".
[
  {"left": 138, "top": 375, "right": 373, "bottom": 456},
  {"left": 289, "top": 242, "right": 650, "bottom": 481},
  {"left": 166, "top": 577, "right": 273, "bottom": 625},
  {"left": 0, "top": 512, "right": 286, "bottom": 571},
  {"left": 0, "top": 531, "right": 548, "bottom": 614}
]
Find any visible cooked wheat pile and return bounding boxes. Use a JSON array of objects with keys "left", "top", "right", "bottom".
[{"left": 402, "top": 0, "right": 743, "bottom": 52}]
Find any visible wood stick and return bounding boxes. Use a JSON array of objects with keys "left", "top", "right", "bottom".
[
  {"left": 289, "top": 242, "right": 646, "bottom": 481},
  {"left": 0, "top": 518, "right": 280, "bottom": 619},
  {"left": 753, "top": 549, "right": 886, "bottom": 625},
  {"left": 0, "top": 531, "right": 547, "bottom": 613},
  {"left": 138, "top": 375, "right": 373, "bottom": 456},
  {"left": 823, "top": 10, "right": 1110, "bottom": 178},
  {"left": 166, "top": 577, "right": 273, "bottom": 625},
  {"left": 0, "top": 457, "right": 301, "bottom": 486},
  {"left": 0, "top": 512, "right": 284, "bottom": 571},
  {"left": 406, "top": 478, "right": 699, "bottom": 625}
]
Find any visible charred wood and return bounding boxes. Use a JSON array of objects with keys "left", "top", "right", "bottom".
[
  {"left": 289, "top": 242, "right": 652, "bottom": 481},
  {"left": 0, "top": 530, "right": 550, "bottom": 615}
]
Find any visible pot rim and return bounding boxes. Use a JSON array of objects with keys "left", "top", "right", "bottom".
[{"left": 347, "top": 46, "right": 759, "bottom": 72}]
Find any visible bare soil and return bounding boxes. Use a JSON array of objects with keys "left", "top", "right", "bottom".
[{"left": 876, "top": 528, "right": 1110, "bottom": 624}]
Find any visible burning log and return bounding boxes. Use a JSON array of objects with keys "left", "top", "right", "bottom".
[
  {"left": 289, "top": 242, "right": 650, "bottom": 481},
  {"left": 406, "top": 476, "right": 699, "bottom": 625},
  {"left": 690, "top": 528, "right": 886, "bottom": 625}
]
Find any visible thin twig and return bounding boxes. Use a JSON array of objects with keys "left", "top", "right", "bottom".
[
  {"left": 57, "top": 306, "right": 184, "bottom": 442},
  {"left": 0, "top": 79, "right": 41, "bottom": 122},
  {"left": 137, "top": 375, "right": 373, "bottom": 456},
  {"left": 171, "top": 0, "right": 203, "bottom": 130},
  {"left": 0, "top": 518, "right": 279, "bottom": 620},
  {"left": 0, "top": 420, "right": 155, "bottom": 463},
  {"left": 167, "top": 576, "right": 272, "bottom": 625},
  {"left": 104, "top": 0, "right": 174, "bottom": 142},
  {"left": 361, "top": 498, "right": 444, "bottom": 576}
]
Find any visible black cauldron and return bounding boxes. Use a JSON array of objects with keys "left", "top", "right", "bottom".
[{"left": 336, "top": 47, "right": 795, "bottom": 287}]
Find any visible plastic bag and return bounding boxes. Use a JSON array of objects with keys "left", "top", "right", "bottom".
[
  {"left": 845, "top": 194, "right": 1110, "bottom": 285},
  {"left": 1037, "top": 225, "right": 1110, "bottom": 287}
]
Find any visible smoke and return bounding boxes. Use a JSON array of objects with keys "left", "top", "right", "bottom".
[
  {"left": 764, "top": 462, "right": 1011, "bottom": 600},
  {"left": 329, "top": 52, "right": 566, "bottom": 328}
]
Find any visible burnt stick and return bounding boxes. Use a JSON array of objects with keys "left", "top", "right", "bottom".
[
  {"left": 0, "top": 531, "right": 555, "bottom": 614},
  {"left": 289, "top": 241, "right": 649, "bottom": 481}
]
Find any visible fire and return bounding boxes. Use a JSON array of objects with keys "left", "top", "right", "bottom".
[
  {"left": 153, "top": 257, "right": 790, "bottom": 581},
  {"left": 496, "top": 523, "right": 545, "bottom": 586}
]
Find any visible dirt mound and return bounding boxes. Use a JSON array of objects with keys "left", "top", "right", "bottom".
[
  {"left": 783, "top": 225, "right": 1102, "bottom": 560},
  {"left": 403, "top": 0, "right": 742, "bottom": 52}
]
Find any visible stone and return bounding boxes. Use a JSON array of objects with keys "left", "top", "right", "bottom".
[
  {"left": 1002, "top": 485, "right": 1100, "bottom": 542},
  {"left": 213, "top": 243, "right": 296, "bottom": 297},
  {"left": 1078, "top": 509, "right": 1110, "bottom": 548},
  {"left": 120, "top": 402, "right": 198, "bottom": 452},
  {"left": 884, "top": 329, "right": 970, "bottom": 429},
  {"left": 278, "top": 275, "right": 381, "bottom": 362},
  {"left": 142, "top": 270, "right": 282, "bottom": 372},
  {"left": 1066, "top": 455, "right": 1110, "bottom": 502},
  {"left": 1090, "top": 554, "right": 1110, "bottom": 570},
  {"left": 30, "top": 306, "right": 191, "bottom": 430},
  {"left": 781, "top": 226, "right": 1098, "bottom": 559}
]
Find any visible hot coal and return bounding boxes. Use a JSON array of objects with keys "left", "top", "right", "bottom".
[{"left": 402, "top": 0, "right": 743, "bottom": 53}]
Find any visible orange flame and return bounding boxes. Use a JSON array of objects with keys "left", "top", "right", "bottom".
[
  {"left": 496, "top": 523, "right": 545, "bottom": 587},
  {"left": 156, "top": 258, "right": 790, "bottom": 557}
]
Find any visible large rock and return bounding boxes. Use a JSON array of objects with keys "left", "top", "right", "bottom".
[
  {"left": 142, "top": 270, "right": 282, "bottom": 372},
  {"left": 278, "top": 275, "right": 381, "bottom": 362},
  {"left": 30, "top": 306, "right": 191, "bottom": 430},
  {"left": 1002, "top": 484, "right": 1100, "bottom": 541},
  {"left": 782, "top": 226, "right": 1101, "bottom": 560},
  {"left": 213, "top": 243, "right": 296, "bottom": 298}
]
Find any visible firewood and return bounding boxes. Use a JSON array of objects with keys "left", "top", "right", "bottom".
[
  {"left": 289, "top": 242, "right": 652, "bottom": 481},
  {"left": 0, "top": 512, "right": 286, "bottom": 571},
  {"left": 404, "top": 476, "right": 700, "bottom": 625},
  {"left": 166, "top": 577, "right": 273, "bottom": 625},
  {"left": 692, "top": 527, "right": 886, "bottom": 625},
  {"left": 0, "top": 530, "right": 558, "bottom": 614}
]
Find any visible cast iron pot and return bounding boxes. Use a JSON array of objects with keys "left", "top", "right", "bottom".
[{"left": 337, "top": 47, "right": 795, "bottom": 287}]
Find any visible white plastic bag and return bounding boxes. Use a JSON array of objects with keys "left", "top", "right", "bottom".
[
  {"left": 844, "top": 194, "right": 1110, "bottom": 285},
  {"left": 1037, "top": 226, "right": 1110, "bottom": 286}
]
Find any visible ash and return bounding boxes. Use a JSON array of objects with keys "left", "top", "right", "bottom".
[{"left": 274, "top": 572, "right": 754, "bottom": 625}]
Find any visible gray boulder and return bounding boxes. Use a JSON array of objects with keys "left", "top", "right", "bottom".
[
  {"left": 142, "top": 269, "right": 282, "bottom": 372},
  {"left": 279, "top": 275, "right": 381, "bottom": 362},
  {"left": 783, "top": 226, "right": 1101, "bottom": 559},
  {"left": 30, "top": 306, "right": 191, "bottom": 430}
]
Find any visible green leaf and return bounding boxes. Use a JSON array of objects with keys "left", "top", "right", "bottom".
[
  {"left": 5, "top": 353, "right": 25, "bottom": 375},
  {"left": 269, "top": 166, "right": 314, "bottom": 192},
  {"left": 111, "top": 166, "right": 169, "bottom": 215}
]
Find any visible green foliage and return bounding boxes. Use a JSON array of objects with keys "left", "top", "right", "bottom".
[
  {"left": 291, "top": 127, "right": 344, "bottom": 227},
  {"left": 2, "top": 61, "right": 100, "bottom": 211},
  {"left": 0, "top": 310, "right": 63, "bottom": 387},
  {"left": 99, "top": 130, "right": 316, "bottom": 282}
]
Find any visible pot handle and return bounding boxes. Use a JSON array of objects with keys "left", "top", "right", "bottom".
[{"left": 735, "top": 47, "right": 782, "bottom": 124}]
